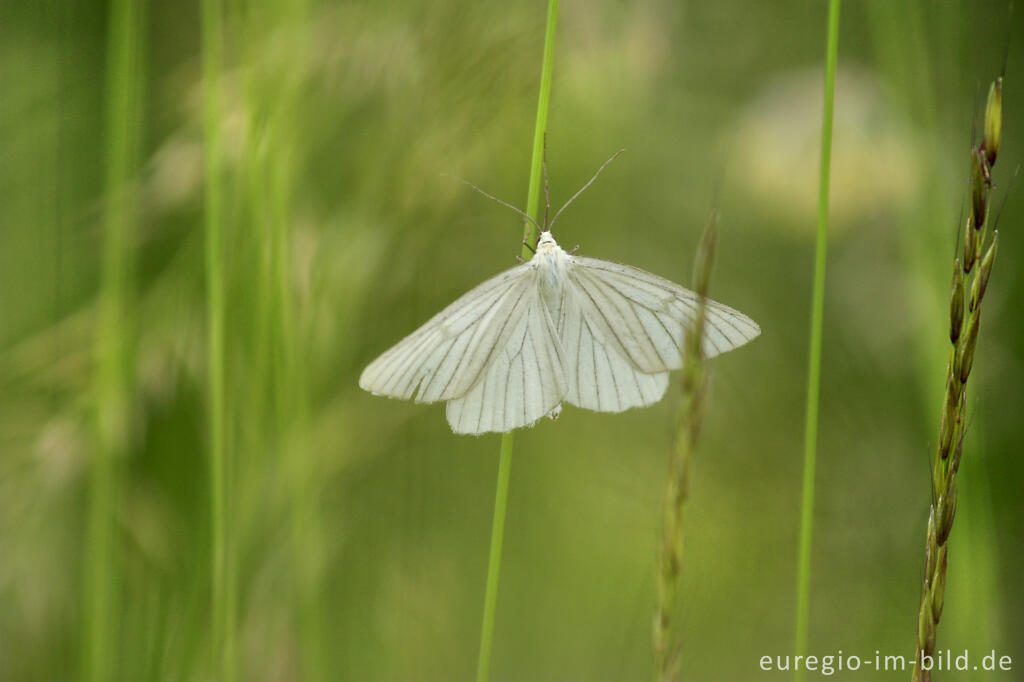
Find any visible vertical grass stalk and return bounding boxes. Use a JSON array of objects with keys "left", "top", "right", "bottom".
[
  {"left": 910, "top": 77, "right": 1002, "bottom": 682},
  {"left": 236, "top": 0, "right": 323, "bottom": 676},
  {"left": 476, "top": 434, "right": 515, "bottom": 682},
  {"left": 201, "top": 0, "right": 233, "bottom": 680},
  {"left": 82, "top": 0, "right": 144, "bottom": 679},
  {"left": 263, "top": 7, "right": 328, "bottom": 678},
  {"left": 794, "top": 1, "right": 840, "bottom": 677},
  {"left": 653, "top": 214, "right": 718, "bottom": 682},
  {"left": 476, "top": 3, "right": 558, "bottom": 681}
]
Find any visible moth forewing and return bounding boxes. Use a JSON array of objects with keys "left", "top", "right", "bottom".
[{"left": 357, "top": 262, "right": 537, "bottom": 401}]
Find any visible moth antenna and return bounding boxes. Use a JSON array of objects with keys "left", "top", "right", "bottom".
[
  {"left": 549, "top": 149, "right": 626, "bottom": 230},
  {"left": 443, "top": 173, "right": 541, "bottom": 232}
]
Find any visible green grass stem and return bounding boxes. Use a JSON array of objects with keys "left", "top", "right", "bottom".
[
  {"left": 523, "top": 0, "right": 560, "bottom": 241},
  {"left": 201, "top": 0, "right": 233, "bottom": 679},
  {"left": 476, "top": 433, "right": 515, "bottom": 682},
  {"left": 476, "top": 3, "right": 558, "bottom": 681},
  {"left": 82, "top": 0, "right": 144, "bottom": 679},
  {"left": 794, "top": 1, "right": 840, "bottom": 678}
]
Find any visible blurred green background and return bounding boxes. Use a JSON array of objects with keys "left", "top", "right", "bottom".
[{"left": 1, "top": 0, "right": 1022, "bottom": 680}]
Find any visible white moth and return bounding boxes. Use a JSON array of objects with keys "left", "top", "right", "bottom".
[{"left": 359, "top": 158, "right": 760, "bottom": 435}]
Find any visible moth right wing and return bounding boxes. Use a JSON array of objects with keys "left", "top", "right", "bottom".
[
  {"left": 557, "top": 255, "right": 760, "bottom": 413},
  {"left": 557, "top": 283, "right": 669, "bottom": 413},
  {"left": 568, "top": 256, "right": 761, "bottom": 372},
  {"left": 359, "top": 262, "right": 539, "bottom": 403},
  {"left": 446, "top": 287, "right": 567, "bottom": 434}
]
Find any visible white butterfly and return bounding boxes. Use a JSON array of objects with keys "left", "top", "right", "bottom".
[{"left": 359, "top": 159, "right": 760, "bottom": 435}]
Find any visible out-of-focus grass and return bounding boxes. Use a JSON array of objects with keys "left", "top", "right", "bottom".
[
  {"left": 200, "top": 0, "right": 231, "bottom": 680},
  {"left": 82, "top": 0, "right": 145, "bottom": 680},
  {"left": 0, "top": 1, "right": 1022, "bottom": 681}
]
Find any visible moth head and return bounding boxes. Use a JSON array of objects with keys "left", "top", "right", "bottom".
[{"left": 537, "top": 231, "right": 556, "bottom": 247}]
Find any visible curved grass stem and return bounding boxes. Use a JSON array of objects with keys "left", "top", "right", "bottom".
[
  {"left": 476, "top": 3, "right": 559, "bottom": 681},
  {"left": 476, "top": 434, "right": 515, "bottom": 682},
  {"left": 794, "top": 1, "right": 840, "bottom": 679}
]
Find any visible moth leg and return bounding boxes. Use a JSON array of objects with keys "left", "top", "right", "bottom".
[
  {"left": 522, "top": 239, "right": 536, "bottom": 254},
  {"left": 568, "top": 244, "right": 580, "bottom": 255}
]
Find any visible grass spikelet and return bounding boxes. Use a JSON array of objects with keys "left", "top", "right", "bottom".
[
  {"left": 653, "top": 212, "right": 717, "bottom": 682},
  {"left": 911, "top": 75, "right": 1003, "bottom": 682}
]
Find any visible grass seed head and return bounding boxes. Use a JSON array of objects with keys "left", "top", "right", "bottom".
[
  {"left": 963, "top": 215, "right": 976, "bottom": 273},
  {"left": 973, "top": 231, "right": 998, "bottom": 309},
  {"left": 936, "top": 478, "right": 958, "bottom": 545},
  {"left": 958, "top": 311, "right": 980, "bottom": 383},
  {"left": 929, "top": 546, "right": 948, "bottom": 622},
  {"left": 971, "top": 150, "right": 989, "bottom": 229},
  {"left": 984, "top": 77, "right": 1002, "bottom": 166},
  {"left": 949, "top": 260, "right": 964, "bottom": 343}
]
